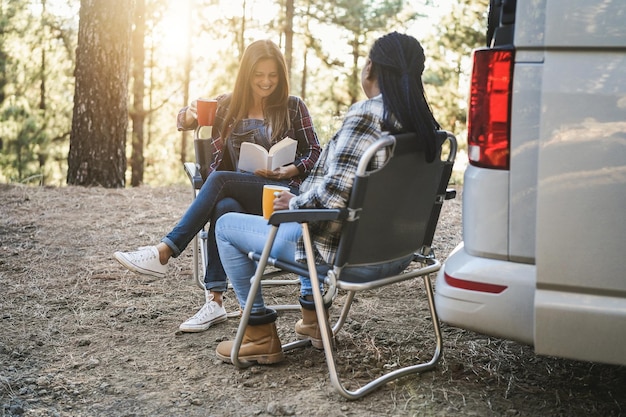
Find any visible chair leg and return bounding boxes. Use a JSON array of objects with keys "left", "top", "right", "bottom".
[
  {"left": 331, "top": 290, "right": 356, "bottom": 335},
  {"left": 184, "top": 167, "right": 207, "bottom": 291},
  {"left": 197, "top": 230, "right": 209, "bottom": 289},
  {"left": 305, "top": 239, "right": 444, "bottom": 399},
  {"left": 191, "top": 232, "right": 205, "bottom": 290},
  {"left": 231, "top": 226, "right": 280, "bottom": 368}
]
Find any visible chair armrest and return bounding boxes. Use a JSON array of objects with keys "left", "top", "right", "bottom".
[
  {"left": 268, "top": 208, "right": 347, "bottom": 226},
  {"left": 183, "top": 162, "right": 204, "bottom": 190}
]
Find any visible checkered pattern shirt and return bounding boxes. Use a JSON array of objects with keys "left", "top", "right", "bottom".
[{"left": 289, "top": 94, "right": 400, "bottom": 265}]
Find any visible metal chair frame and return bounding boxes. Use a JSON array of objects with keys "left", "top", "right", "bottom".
[{"left": 230, "top": 131, "right": 457, "bottom": 399}]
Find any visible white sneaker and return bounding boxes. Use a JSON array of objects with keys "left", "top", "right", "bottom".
[
  {"left": 179, "top": 294, "right": 227, "bottom": 332},
  {"left": 114, "top": 246, "right": 167, "bottom": 278}
]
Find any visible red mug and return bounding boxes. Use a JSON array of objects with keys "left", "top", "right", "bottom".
[{"left": 197, "top": 99, "right": 218, "bottom": 126}]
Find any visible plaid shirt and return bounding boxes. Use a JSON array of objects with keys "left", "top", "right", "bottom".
[
  {"left": 178, "top": 95, "right": 321, "bottom": 188},
  {"left": 289, "top": 94, "right": 400, "bottom": 264}
]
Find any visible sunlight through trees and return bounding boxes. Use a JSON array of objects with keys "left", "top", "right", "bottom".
[{"left": 0, "top": 0, "right": 486, "bottom": 187}]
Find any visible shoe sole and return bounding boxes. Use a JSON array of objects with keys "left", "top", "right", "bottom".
[
  {"left": 114, "top": 252, "right": 165, "bottom": 278},
  {"left": 295, "top": 332, "right": 324, "bottom": 349},
  {"left": 178, "top": 314, "right": 227, "bottom": 332},
  {"left": 215, "top": 350, "right": 284, "bottom": 365}
]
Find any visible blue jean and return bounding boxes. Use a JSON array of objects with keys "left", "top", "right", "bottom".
[
  {"left": 215, "top": 212, "right": 414, "bottom": 314},
  {"left": 161, "top": 171, "right": 295, "bottom": 292}
]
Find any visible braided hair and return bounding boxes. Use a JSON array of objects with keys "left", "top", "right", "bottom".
[{"left": 369, "top": 32, "right": 440, "bottom": 162}]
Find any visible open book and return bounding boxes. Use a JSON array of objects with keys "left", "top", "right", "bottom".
[{"left": 238, "top": 137, "right": 297, "bottom": 172}]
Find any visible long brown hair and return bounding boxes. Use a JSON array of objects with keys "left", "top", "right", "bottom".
[{"left": 223, "top": 40, "right": 290, "bottom": 142}]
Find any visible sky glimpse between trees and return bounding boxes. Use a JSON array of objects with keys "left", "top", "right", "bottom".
[{"left": 0, "top": 0, "right": 484, "bottom": 187}]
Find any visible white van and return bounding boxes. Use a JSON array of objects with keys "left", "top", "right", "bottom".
[{"left": 435, "top": 0, "right": 626, "bottom": 366}]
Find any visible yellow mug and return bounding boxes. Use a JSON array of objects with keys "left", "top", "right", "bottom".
[{"left": 262, "top": 185, "right": 290, "bottom": 219}]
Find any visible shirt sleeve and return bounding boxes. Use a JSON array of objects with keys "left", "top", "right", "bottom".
[
  {"left": 289, "top": 97, "right": 322, "bottom": 176},
  {"left": 290, "top": 104, "right": 382, "bottom": 210},
  {"left": 177, "top": 106, "right": 198, "bottom": 131}
]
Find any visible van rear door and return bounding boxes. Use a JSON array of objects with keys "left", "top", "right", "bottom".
[{"left": 533, "top": 0, "right": 626, "bottom": 365}]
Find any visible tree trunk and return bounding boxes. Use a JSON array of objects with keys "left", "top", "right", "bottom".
[
  {"left": 284, "top": 0, "right": 294, "bottom": 77},
  {"left": 67, "top": 0, "right": 134, "bottom": 187},
  {"left": 238, "top": 0, "right": 247, "bottom": 58},
  {"left": 300, "top": 0, "right": 313, "bottom": 100},
  {"left": 349, "top": 34, "right": 360, "bottom": 105},
  {"left": 180, "top": 2, "right": 192, "bottom": 166},
  {"left": 39, "top": 0, "right": 48, "bottom": 185},
  {"left": 301, "top": 48, "right": 307, "bottom": 100},
  {"left": 130, "top": 0, "right": 145, "bottom": 187}
]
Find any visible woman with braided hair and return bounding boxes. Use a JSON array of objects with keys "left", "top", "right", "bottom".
[
  {"left": 213, "top": 32, "right": 441, "bottom": 365},
  {"left": 368, "top": 32, "right": 440, "bottom": 161}
]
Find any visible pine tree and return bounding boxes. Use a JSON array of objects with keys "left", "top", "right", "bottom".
[{"left": 67, "top": 0, "right": 135, "bottom": 187}]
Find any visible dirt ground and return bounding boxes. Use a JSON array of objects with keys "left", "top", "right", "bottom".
[{"left": 1, "top": 183, "right": 625, "bottom": 417}]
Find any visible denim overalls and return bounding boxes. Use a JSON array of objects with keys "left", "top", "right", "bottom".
[{"left": 225, "top": 119, "right": 271, "bottom": 171}]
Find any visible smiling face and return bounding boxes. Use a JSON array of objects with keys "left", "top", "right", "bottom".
[{"left": 250, "top": 58, "right": 279, "bottom": 101}]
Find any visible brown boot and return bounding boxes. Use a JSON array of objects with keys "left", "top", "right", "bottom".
[
  {"left": 294, "top": 296, "right": 330, "bottom": 349},
  {"left": 216, "top": 308, "right": 284, "bottom": 365}
]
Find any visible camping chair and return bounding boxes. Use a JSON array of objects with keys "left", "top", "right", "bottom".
[
  {"left": 229, "top": 130, "right": 457, "bottom": 399},
  {"left": 183, "top": 126, "right": 299, "bottom": 310}
]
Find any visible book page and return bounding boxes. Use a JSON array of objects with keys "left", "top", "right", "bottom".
[
  {"left": 238, "top": 137, "right": 297, "bottom": 172},
  {"left": 238, "top": 142, "right": 269, "bottom": 172},
  {"left": 268, "top": 137, "right": 297, "bottom": 170}
]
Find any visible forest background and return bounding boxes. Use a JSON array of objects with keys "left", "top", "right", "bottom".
[{"left": 0, "top": 0, "right": 486, "bottom": 188}]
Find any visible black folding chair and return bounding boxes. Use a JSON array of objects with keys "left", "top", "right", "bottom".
[
  {"left": 182, "top": 127, "right": 211, "bottom": 290},
  {"left": 229, "top": 130, "right": 457, "bottom": 399}
]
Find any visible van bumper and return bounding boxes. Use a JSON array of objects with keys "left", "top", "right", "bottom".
[
  {"left": 435, "top": 243, "right": 536, "bottom": 345},
  {"left": 535, "top": 288, "right": 626, "bottom": 366}
]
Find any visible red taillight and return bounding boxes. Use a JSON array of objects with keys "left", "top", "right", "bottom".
[
  {"left": 444, "top": 272, "right": 508, "bottom": 294},
  {"left": 467, "top": 48, "right": 514, "bottom": 170}
]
